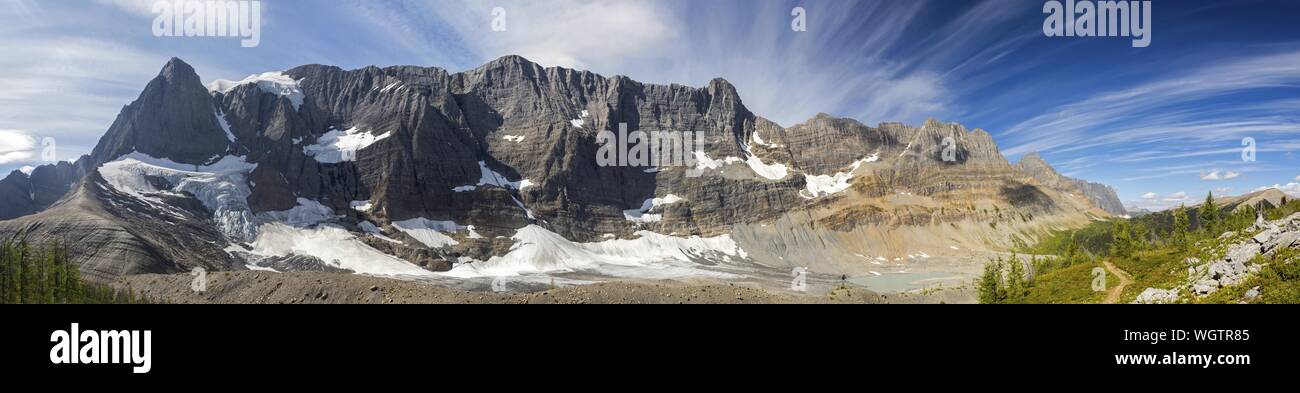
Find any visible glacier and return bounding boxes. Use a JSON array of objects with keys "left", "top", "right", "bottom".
[{"left": 99, "top": 152, "right": 259, "bottom": 241}]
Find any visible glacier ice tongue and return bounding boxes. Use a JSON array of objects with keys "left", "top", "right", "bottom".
[{"left": 98, "top": 152, "right": 258, "bottom": 241}]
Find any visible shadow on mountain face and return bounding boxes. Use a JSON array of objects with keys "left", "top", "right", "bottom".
[{"left": 1000, "top": 183, "right": 1057, "bottom": 212}]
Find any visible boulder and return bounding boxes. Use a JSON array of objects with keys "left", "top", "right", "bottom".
[
  {"left": 1193, "top": 279, "right": 1220, "bottom": 296},
  {"left": 1134, "top": 288, "right": 1180, "bottom": 304}
]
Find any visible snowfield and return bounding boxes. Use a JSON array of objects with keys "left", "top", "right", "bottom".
[
  {"left": 247, "top": 223, "right": 435, "bottom": 277},
  {"left": 302, "top": 127, "right": 393, "bottom": 163},
  {"left": 207, "top": 71, "right": 306, "bottom": 110},
  {"left": 623, "top": 194, "right": 684, "bottom": 224},
  {"left": 442, "top": 225, "right": 745, "bottom": 279}
]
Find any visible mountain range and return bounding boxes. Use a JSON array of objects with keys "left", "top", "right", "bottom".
[{"left": 0, "top": 56, "right": 1125, "bottom": 284}]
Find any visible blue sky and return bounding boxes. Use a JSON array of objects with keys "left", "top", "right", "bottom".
[{"left": 2, "top": 0, "right": 1298, "bottom": 210}]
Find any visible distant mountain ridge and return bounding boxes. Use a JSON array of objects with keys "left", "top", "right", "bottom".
[
  {"left": 1, "top": 56, "right": 1122, "bottom": 282},
  {"left": 1015, "top": 152, "right": 1126, "bottom": 216}
]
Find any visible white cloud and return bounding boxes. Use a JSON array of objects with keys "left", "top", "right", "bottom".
[
  {"left": 1129, "top": 191, "right": 1195, "bottom": 211},
  {"left": 0, "top": 130, "right": 36, "bottom": 165},
  {"left": 1200, "top": 169, "right": 1240, "bottom": 181},
  {"left": 94, "top": 0, "right": 160, "bottom": 17},
  {"left": 1215, "top": 187, "right": 1234, "bottom": 194},
  {"left": 348, "top": 0, "right": 677, "bottom": 70},
  {"left": 460, "top": 1, "right": 677, "bottom": 70}
]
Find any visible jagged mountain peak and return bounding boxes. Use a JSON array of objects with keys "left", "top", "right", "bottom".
[
  {"left": 1014, "top": 151, "right": 1126, "bottom": 216},
  {"left": 160, "top": 57, "right": 198, "bottom": 80},
  {"left": 90, "top": 58, "right": 232, "bottom": 166},
  {"left": 485, "top": 54, "right": 535, "bottom": 67},
  {"left": 1016, "top": 152, "right": 1054, "bottom": 171}
]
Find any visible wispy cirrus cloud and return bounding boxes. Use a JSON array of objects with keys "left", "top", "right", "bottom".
[
  {"left": 92, "top": 0, "right": 155, "bottom": 17},
  {"left": 1001, "top": 49, "right": 1300, "bottom": 157},
  {"left": 0, "top": 34, "right": 169, "bottom": 168},
  {"left": 339, "top": 0, "right": 1014, "bottom": 127}
]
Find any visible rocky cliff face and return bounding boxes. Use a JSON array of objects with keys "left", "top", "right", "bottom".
[
  {"left": 0, "top": 56, "right": 1123, "bottom": 282},
  {"left": 0, "top": 160, "right": 87, "bottom": 220},
  {"left": 1015, "top": 153, "right": 1126, "bottom": 216},
  {"left": 91, "top": 58, "right": 235, "bottom": 166}
]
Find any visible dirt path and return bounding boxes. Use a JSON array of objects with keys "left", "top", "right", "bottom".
[{"left": 1102, "top": 261, "right": 1133, "bottom": 304}]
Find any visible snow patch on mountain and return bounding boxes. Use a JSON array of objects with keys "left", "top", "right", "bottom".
[
  {"left": 751, "top": 132, "right": 783, "bottom": 148},
  {"left": 569, "top": 110, "right": 590, "bottom": 128},
  {"left": 464, "top": 160, "right": 534, "bottom": 190},
  {"left": 693, "top": 151, "right": 725, "bottom": 171},
  {"left": 693, "top": 143, "right": 789, "bottom": 180},
  {"left": 512, "top": 196, "right": 536, "bottom": 220},
  {"left": 801, "top": 153, "right": 879, "bottom": 199},
  {"left": 623, "top": 194, "right": 684, "bottom": 224},
  {"left": 391, "top": 217, "right": 478, "bottom": 248},
  {"left": 378, "top": 82, "right": 402, "bottom": 93},
  {"left": 302, "top": 127, "right": 392, "bottom": 163},
  {"left": 744, "top": 155, "right": 788, "bottom": 180},
  {"left": 358, "top": 221, "right": 402, "bottom": 244},
  {"left": 214, "top": 107, "right": 236, "bottom": 143},
  {"left": 207, "top": 72, "right": 305, "bottom": 110},
  {"left": 738, "top": 142, "right": 788, "bottom": 180}
]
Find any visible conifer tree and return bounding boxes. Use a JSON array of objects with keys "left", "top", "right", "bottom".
[
  {"left": 1173, "top": 205, "right": 1189, "bottom": 248},
  {"left": 1005, "top": 255, "right": 1027, "bottom": 303},
  {"left": 1200, "top": 192, "right": 1220, "bottom": 233},
  {"left": 1110, "top": 220, "right": 1133, "bottom": 258},
  {"left": 978, "top": 258, "right": 1002, "bottom": 304}
]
